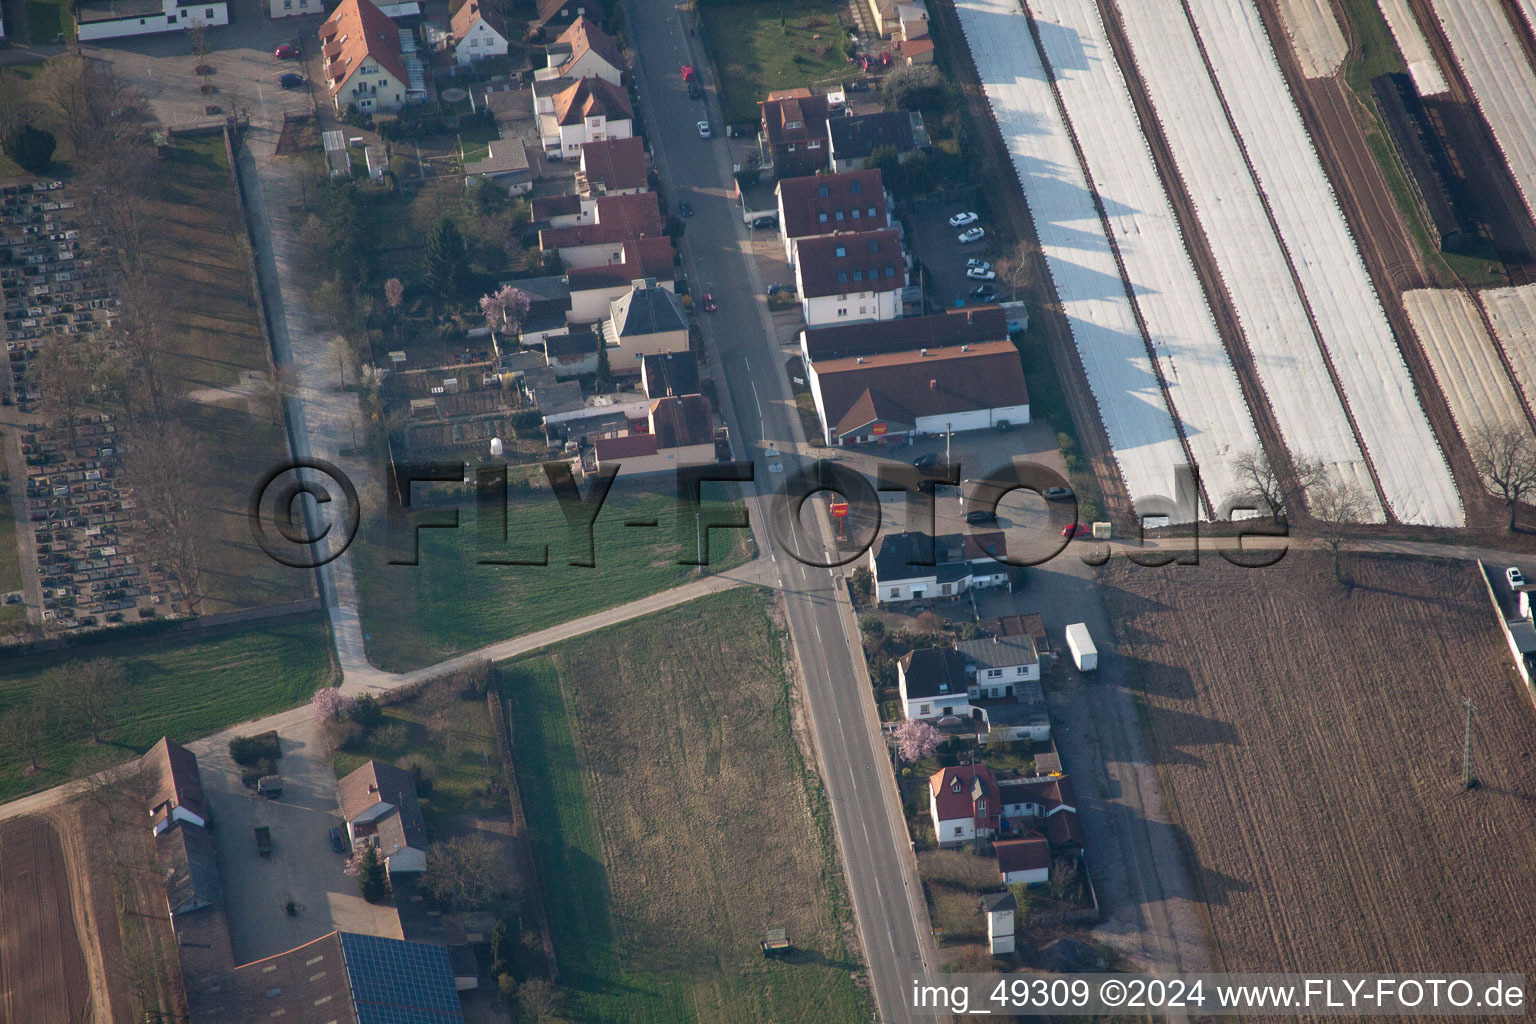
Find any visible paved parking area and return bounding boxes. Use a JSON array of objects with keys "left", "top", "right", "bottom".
[{"left": 908, "top": 196, "right": 1001, "bottom": 309}]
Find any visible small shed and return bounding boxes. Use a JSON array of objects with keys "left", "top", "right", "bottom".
[
  {"left": 761, "top": 928, "right": 790, "bottom": 958},
  {"left": 981, "top": 890, "right": 1016, "bottom": 955}
]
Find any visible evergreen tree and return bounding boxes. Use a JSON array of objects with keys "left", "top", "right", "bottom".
[
  {"left": 5, "top": 125, "right": 56, "bottom": 175},
  {"left": 595, "top": 341, "right": 612, "bottom": 392},
  {"left": 357, "top": 844, "right": 388, "bottom": 902},
  {"left": 422, "top": 216, "right": 470, "bottom": 304}
]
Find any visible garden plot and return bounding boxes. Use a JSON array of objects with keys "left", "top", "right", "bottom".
[
  {"left": 1426, "top": 0, "right": 1536, "bottom": 224},
  {"left": 1376, "top": 0, "right": 1449, "bottom": 96},
  {"left": 1112, "top": 0, "right": 1382, "bottom": 519},
  {"left": 1274, "top": 0, "right": 1346, "bottom": 77},
  {"left": 1402, "top": 289, "right": 1533, "bottom": 457},
  {"left": 1186, "top": 0, "right": 1463, "bottom": 527},
  {"left": 954, "top": 0, "right": 1189, "bottom": 516},
  {"left": 1025, "top": 0, "right": 1260, "bottom": 511},
  {"left": 1479, "top": 284, "right": 1536, "bottom": 414}
]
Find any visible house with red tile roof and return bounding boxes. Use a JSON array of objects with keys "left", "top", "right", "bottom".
[
  {"left": 539, "top": 192, "right": 663, "bottom": 268},
  {"left": 566, "top": 236, "right": 676, "bottom": 321},
  {"left": 995, "top": 833, "right": 1050, "bottom": 885},
  {"left": 579, "top": 137, "right": 648, "bottom": 196},
  {"left": 806, "top": 339, "right": 1029, "bottom": 446},
  {"left": 536, "top": 76, "right": 633, "bottom": 160},
  {"left": 450, "top": 0, "right": 509, "bottom": 65},
  {"left": 792, "top": 229, "right": 904, "bottom": 328},
  {"left": 319, "top": 0, "right": 412, "bottom": 113},
  {"left": 536, "top": 13, "right": 624, "bottom": 87},
  {"left": 760, "top": 92, "right": 833, "bottom": 179},
  {"left": 929, "top": 764, "right": 1000, "bottom": 845},
  {"left": 774, "top": 170, "right": 889, "bottom": 266}
]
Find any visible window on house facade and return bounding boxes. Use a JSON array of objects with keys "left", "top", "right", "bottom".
[
  {"left": 787, "top": 143, "right": 797, "bottom": 151},
  {"left": 807, "top": 139, "right": 820, "bottom": 148},
  {"left": 890, "top": 588, "right": 900, "bottom": 598},
  {"left": 851, "top": 180, "right": 862, "bottom": 194},
  {"left": 954, "top": 826, "right": 964, "bottom": 836},
  {"left": 818, "top": 211, "right": 828, "bottom": 223},
  {"left": 852, "top": 208, "right": 861, "bottom": 219},
  {"left": 837, "top": 307, "right": 847, "bottom": 317},
  {"left": 920, "top": 703, "right": 930, "bottom": 714},
  {"left": 205, "top": 7, "right": 213, "bottom": 16},
  {"left": 868, "top": 206, "right": 877, "bottom": 218},
  {"left": 788, "top": 121, "right": 804, "bottom": 130},
  {"left": 816, "top": 182, "right": 828, "bottom": 196},
  {"left": 835, "top": 246, "right": 846, "bottom": 257},
  {"left": 987, "top": 668, "right": 1002, "bottom": 678}
]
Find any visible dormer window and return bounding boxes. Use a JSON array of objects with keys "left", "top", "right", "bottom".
[
  {"left": 951, "top": 778, "right": 962, "bottom": 793},
  {"left": 977, "top": 798, "right": 987, "bottom": 814},
  {"left": 818, "top": 211, "right": 828, "bottom": 223},
  {"left": 787, "top": 120, "right": 804, "bottom": 130},
  {"left": 816, "top": 184, "right": 828, "bottom": 197},
  {"left": 851, "top": 181, "right": 862, "bottom": 195},
  {"left": 835, "top": 246, "right": 846, "bottom": 257}
]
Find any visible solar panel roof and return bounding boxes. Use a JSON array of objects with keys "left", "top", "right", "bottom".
[{"left": 338, "top": 932, "right": 465, "bottom": 1024}]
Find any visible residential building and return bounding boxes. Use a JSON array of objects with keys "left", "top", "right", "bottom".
[
  {"left": 775, "top": 170, "right": 889, "bottom": 266},
  {"left": 827, "top": 111, "right": 929, "bottom": 173},
  {"left": 872, "top": 530, "right": 1008, "bottom": 605},
  {"left": 319, "top": 0, "right": 411, "bottom": 114},
  {"left": 793, "top": 229, "right": 904, "bottom": 328},
  {"left": 337, "top": 760, "right": 428, "bottom": 877},
  {"left": 958, "top": 634, "right": 1040, "bottom": 689},
  {"left": 897, "top": 646, "right": 971, "bottom": 720},
  {"left": 801, "top": 304, "right": 1005, "bottom": 364},
  {"left": 897, "top": 35, "right": 935, "bottom": 64},
  {"left": 995, "top": 835, "right": 1050, "bottom": 886},
  {"left": 566, "top": 235, "right": 676, "bottom": 321},
  {"left": 604, "top": 277, "right": 689, "bottom": 366},
  {"left": 760, "top": 92, "right": 833, "bottom": 179},
  {"left": 897, "top": 0, "right": 929, "bottom": 41},
  {"left": 896, "top": 632, "right": 1047, "bottom": 740},
  {"left": 464, "top": 139, "right": 531, "bottom": 194},
  {"left": 269, "top": 0, "right": 317, "bottom": 21},
  {"left": 998, "top": 774, "right": 1084, "bottom": 855},
  {"left": 929, "top": 764, "right": 999, "bottom": 845},
  {"left": 542, "top": 326, "right": 600, "bottom": 377},
  {"left": 528, "top": 0, "right": 589, "bottom": 40},
  {"left": 76, "top": 0, "right": 228, "bottom": 40},
  {"left": 588, "top": 394, "right": 715, "bottom": 476},
  {"left": 537, "top": 76, "right": 633, "bottom": 159},
  {"left": 538, "top": 192, "right": 662, "bottom": 267},
  {"left": 144, "top": 736, "right": 208, "bottom": 835},
  {"left": 502, "top": 273, "right": 571, "bottom": 349},
  {"left": 450, "top": 0, "right": 508, "bottom": 64},
  {"left": 578, "top": 136, "right": 648, "bottom": 196},
  {"left": 537, "top": 13, "right": 624, "bottom": 86},
  {"left": 641, "top": 350, "right": 699, "bottom": 399},
  {"left": 866, "top": 0, "right": 901, "bottom": 37},
  {"left": 807, "top": 340, "right": 1029, "bottom": 446}
]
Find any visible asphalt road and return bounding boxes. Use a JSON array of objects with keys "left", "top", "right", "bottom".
[{"left": 625, "top": 2, "right": 938, "bottom": 1020}]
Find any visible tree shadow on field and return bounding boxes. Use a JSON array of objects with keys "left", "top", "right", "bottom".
[
  {"left": 1138, "top": 704, "right": 1239, "bottom": 769},
  {"left": 1117, "top": 654, "right": 1196, "bottom": 702}
]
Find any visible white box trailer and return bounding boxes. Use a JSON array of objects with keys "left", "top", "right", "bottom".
[{"left": 1065, "top": 622, "right": 1097, "bottom": 671}]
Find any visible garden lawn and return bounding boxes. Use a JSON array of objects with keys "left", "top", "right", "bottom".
[
  {"left": 353, "top": 479, "right": 751, "bottom": 671},
  {"left": 0, "top": 614, "right": 335, "bottom": 802},
  {"left": 699, "top": 0, "right": 853, "bottom": 125},
  {"left": 502, "top": 589, "right": 870, "bottom": 1024}
]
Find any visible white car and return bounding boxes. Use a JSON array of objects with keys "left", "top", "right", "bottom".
[
  {"left": 966, "top": 258, "right": 991, "bottom": 272},
  {"left": 965, "top": 267, "right": 996, "bottom": 281},
  {"left": 697, "top": 121, "right": 712, "bottom": 138},
  {"left": 958, "top": 226, "right": 985, "bottom": 244},
  {"left": 949, "top": 211, "right": 978, "bottom": 228},
  {"left": 1508, "top": 566, "right": 1526, "bottom": 588}
]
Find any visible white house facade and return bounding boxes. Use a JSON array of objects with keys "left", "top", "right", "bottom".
[{"left": 77, "top": 0, "right": 228, "bottom": 40}]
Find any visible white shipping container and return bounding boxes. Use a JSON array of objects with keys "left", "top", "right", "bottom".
[{"left": 1065, "top": 622, "right": 1098, "bottom": 672}]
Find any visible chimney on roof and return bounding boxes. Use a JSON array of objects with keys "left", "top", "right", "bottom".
[
  {"left": 920, "top": 347, "right": 927, "bottom": 356},
  {"left": 929, "top": 379, "right": 937, "bottom": 389},
  {"left": 961, "top": 344, "right": 968, "bottom": 352}
]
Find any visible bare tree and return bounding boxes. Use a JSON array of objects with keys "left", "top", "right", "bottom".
[
  {"left": 993, "top": 240, "right": 1030, "bottom": 301},
  {"left": 28, "top": 341, "right": 101, "bottom": 444},
  {"left": 69, "top": 658, "right": 129, "bottom": 744},
  {"left": 134, "top": 424, "right": 213, "bottom": 614},
  {"left": 1228, "top": 448, "right": 1325, "bottom": 524},
  {"left": 35, "top": 57, "right": 143, "bottom": 163},
  {"left": 1, "top": 706, "right": 49, "bottom": 773},
  {"left": 1470, "top": 424, "right": 1536, "bottom": 531},
  {"left": 185, "top": 17, "right": 211, "bottom": 64},
  {"left": 423, "top": 835, "right": 513, "bottom": 911},
  {"left": 514, "top": 978, "right": 564, "bottom": 1024},
  {"left": 1309, "top": 478, "right": 1370, "bottom": 581}
]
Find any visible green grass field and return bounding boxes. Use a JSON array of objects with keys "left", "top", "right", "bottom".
[
  {"left": 26, "top": 0, "right": 72, "bottom": 42},
  {"left": 1334, "top": 0, "right": 1509, "bottom": 288},
  {"left": 501, "top": 589, "right": 869, "bottom": 1024},
  {"left": 353, "top": 480, "right": 751, "bottom": 671},
  {"left": 699, "top": 0, "right": 852, "bottom": 125},
  {"left": 0, "top": 614, "right": 336, "bottom": 802}
]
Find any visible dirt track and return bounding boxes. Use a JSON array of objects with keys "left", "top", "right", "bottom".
[
  {"left": 0, "top": 816, "right": 91, "bottom": 1024},
  {"left": 1103, "top": 554, "right": 1536, "bottom": 981}
]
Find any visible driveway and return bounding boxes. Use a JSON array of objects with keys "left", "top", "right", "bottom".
[{"left": 186, "top": 716, "right": 402, "bottom": 962}]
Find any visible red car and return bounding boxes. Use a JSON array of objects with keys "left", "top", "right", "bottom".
[
  {"left": 879, "top": 51, "right": 893, "bottom": 67},
  {"left": 702, "top": 293, "right": 717, "bottom": 313},
  {"left": 275, "top": 44, "right": 299, "bottom": 59},
  {"left": 1061, "top": 523, "right": 1093, "bottom": 539},
  {"left": 681, "top": 63, "right": 696, "bottom": 82}
]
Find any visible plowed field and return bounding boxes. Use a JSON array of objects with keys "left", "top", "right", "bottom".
[
  {"left": 0, "top": 816, "right": 90, "bottom": 1024},
  {"left": 1102, "top": 554, "right": 1536, "bottom": 975}
]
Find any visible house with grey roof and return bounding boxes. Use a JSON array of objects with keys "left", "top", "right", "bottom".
[
  {"left": 827, "top": 111, "right": 929, "bottom": 173},
  {"left": 604, "top": 278, "right": 689, "bottom": 368}
]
